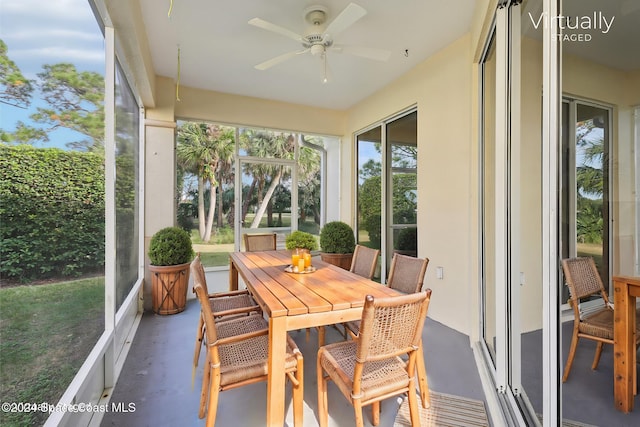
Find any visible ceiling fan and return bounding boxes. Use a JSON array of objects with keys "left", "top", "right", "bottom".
[{"left": 248, "top": 3, "right": 391, "bottom": 83}]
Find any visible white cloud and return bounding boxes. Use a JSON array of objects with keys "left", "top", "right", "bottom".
[
  {"left": 0, "top": 0, "right": 104, "bottom": 73},
  {"left": 1, "top": 0, "right": 94, "bottom": 23},
  {"left": 12, "top": 47, "right": 104, "bottom": 64}
]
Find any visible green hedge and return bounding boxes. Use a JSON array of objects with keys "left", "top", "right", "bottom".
[{"left": 0, "top": 145, "right": 105, "bottom": 281}]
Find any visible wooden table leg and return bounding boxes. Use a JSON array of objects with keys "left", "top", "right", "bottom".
[
  {"left": 229, "top": 258, "right": 238, "bottom": 291},
  {"left": 416, "top": 340, "right": 430, "bottom": 408},
  {"left": 266, "top": 316, "right": 287, "bottom": 426},
  {"left": 613, "top": 278, "right": 635, "bottom": 413}
]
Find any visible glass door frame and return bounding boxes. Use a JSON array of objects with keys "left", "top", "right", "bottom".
[
  {"left": 354, "top": 107, "right": 417, "bottom": 283},
  {"left": 559, "top": 98, "right": 613, "bottom": 305},
  {"left": 233, "top": 132, "right": 299, "bottom": 251},
  {"left": 477, "top": 0, "right": 562, "bottom": 425}
]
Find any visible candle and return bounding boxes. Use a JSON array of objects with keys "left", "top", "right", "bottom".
[
  {"left": 303, "top": 253, "right": 311, "bottom": 268},
  {"left": 297, "top": 258, "right": 305, "bottom": 271},
  {"left": 291, "top": 253, "right": 300, "bottom": 267}
]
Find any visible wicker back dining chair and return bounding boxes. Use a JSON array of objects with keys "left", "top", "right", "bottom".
[
  {"left": 561, "top": 257, "right": 640, "bottom": 383},
  {"left": 193, "top": 281, "right": 304, "bottom": 427},
  {"left": 317, "top": 290, "right": 432, "bottom": 427},
  {"left": 350, "top": 245, "right": 380, "bottom": 280},
  {"left": 316, "top": 245, "right": 381, "bottom": 345},
  {"left": 345, "top": 253, "right": 429, "bottom": 339},
  {"left": 190, "top": 254, "right": 261, "bottom": 371},
  {"left": 243, "top": 232, "right": 277, "bottom": 252}
]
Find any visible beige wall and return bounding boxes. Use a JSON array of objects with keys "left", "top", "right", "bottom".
[
  {"left": 344, "top": 34, "right": 476, "bottom": 335},
  {"left": 174, "top": 86, "right": 347, "bottom": 136}
]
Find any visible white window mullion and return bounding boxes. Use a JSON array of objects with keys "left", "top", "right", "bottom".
[
  {"left": 494, "top": 4, "right": 509, "bottom": 393},
  {"left": 509, "top": 1, "right": 522, "bottom": 395},
  {"left": 103, "top": 24, "right": 116, "bottom": 388},
  {"left": 542, "top": 0, "right": 562, "bottom": 424}
]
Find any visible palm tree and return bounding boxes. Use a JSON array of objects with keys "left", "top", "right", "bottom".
[
  {"left": 240, "top": 130, "right": 296, "bottom": 228},
  {"left": 176, "top": 122, "right": 234, "bottom": 242}
]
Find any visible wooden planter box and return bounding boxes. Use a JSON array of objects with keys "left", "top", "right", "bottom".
[
  {"left": 320, "top": 252, "right": 353, "bottom": 270},
  {"left": 149, "top": 262, "right": 191, "bottom": 315}
]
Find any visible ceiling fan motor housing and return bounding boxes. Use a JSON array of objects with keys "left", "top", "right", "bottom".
[{"left": 303, "top": 5, "right": 332, "bottom": 52}]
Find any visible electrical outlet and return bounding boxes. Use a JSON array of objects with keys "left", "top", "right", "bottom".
[{"left": 436, "top": 266, "right": 444, "bottom": 280}]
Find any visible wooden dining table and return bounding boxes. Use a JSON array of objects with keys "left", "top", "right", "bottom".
[
  {"left": 613, "top": 275, "right": 640, "bottom": 413},
  {"left": 228, "top": 250, "right": 427, "bottom": 427}
]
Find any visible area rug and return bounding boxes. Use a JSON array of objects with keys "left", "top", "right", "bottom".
[{"left": 394, "top": 391, "right": 489, "bottom": 427}]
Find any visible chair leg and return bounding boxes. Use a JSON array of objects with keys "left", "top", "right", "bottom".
[
  {"left": 205, "top": 368, "right": 221, "bottom": 427},
  {"left": 407, "top": 382, "right": 421, "bottom": 427},
  {"left": 199, "top": 357, "right": 211, "bottom": 419},
  {"left": 562, "top": 332, "right": 580, "bottom": 382},
  {"left": 193, "top": 315, "right": 204, "bottom": 375},
  {"left": 591, "top": 341, "right": 604, "bottom": 370},
  {"left": 292, "top": 356, "right": 304, "bottom": 427},
  {"left": 416, "top": 341, "right": 430, "bottom": 408},
  {"left": 371, "top": 401, "right": 380, "bottom": 426},
  {"left": 317, "top": 352, "right": 329, "bottom": 427},
  {"left": 345, "top": 324, "right": 358, "bottom": 341},
  {"left": 353, "top": 399, "right": 364, "bottom": 427}
]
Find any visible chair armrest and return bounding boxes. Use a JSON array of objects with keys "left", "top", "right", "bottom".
[
  {"left": 213, "top": 305, "right": 261, "bottom": 318},
  {"left": 213, "top": 328, "right": 269, "bottom": 346},
  {"left": 209, "top": 289, "right": 251, "bottom": 298}
]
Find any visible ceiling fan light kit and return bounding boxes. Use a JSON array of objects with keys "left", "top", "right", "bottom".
[{"left": 249, "top": 2, "right": 391, "bottom": 82}]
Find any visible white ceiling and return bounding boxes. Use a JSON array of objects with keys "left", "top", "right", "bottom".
[
  {"left": 136, "top": 0, "right": 639, "bottom": 111},
  {"left": 138, "top": 0, "right": 478, "bottom": 110}
]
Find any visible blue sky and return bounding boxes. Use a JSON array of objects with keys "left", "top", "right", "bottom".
[{"left": 0, "top": 0, "right": 104, "bottom": 149}]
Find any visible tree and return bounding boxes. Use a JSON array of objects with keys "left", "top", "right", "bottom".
[
  {"left": 30, "top": 63, "right": 105, "bottom": 152},
  {"left": 298, "top": 138, "right": 322, "bottom": 225},
  {"left": 176, "top": 122, "right": 234, "bottom": 242},
  {"left": 575, "top": 119, "right": 605, "bottom": 244},
  {"left": 0, "top": 39, "right": 34, "bottom": 109},
  {"left": 0, "top": 42, "right": 105, "bottom": 152},
  {"left": 239, "top": 130, "right": 296, "bottom": 228}
]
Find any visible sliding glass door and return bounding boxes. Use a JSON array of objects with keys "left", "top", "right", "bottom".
[
  {"left": 480, "top": 0, "right": 640, "bottom": 425},
  {"left": 356, "top": 109, "right": 417, "bottom": 282}
]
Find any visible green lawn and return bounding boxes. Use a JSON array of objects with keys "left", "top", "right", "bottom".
[
  {"left": 0, "top": 278, "right": 104, "bottom": 427},
  {"left": 189, "top": 217, "right": 321, "bottom": 267}
]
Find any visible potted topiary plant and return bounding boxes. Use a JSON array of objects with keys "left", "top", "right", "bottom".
[
  {"left": 285, "top": 230, "right": 319, "bottom": 252},
  {"left": 319, "top": 221, "right": 356, "bottom": 270},
  {"left": 148, "top": 226, "right": 194, "bottom": 315}
]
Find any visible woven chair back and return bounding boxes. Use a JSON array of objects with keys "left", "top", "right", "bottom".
[
  {"left": 387, "top": 254, "right": 429, "bottom": 295},
  {"left": 193, "top": 280, "right": 220, "bottom": 356},
  {"left": 561, "top": 257, "right": 608, "bottom": 303},
  {"left": 356, "top": 290, "right": 431, "bottom": 362},
  {"left": 243, "top": 233, "right": 277, "bottom": 252},
  {"left": 350, "top": 245, "right": 380, "bottom": 279}
]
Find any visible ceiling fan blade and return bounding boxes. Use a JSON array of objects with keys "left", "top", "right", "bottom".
[
  {"left": 332, "top": 44, "right": 391, "bottom": 62},
  {"left": 248, "top": 18, "right": 303, "bottom": 42},
  {"left": 324, "top": 3, "right": 367, "bottom": 37},
  {"left": 255, "top": 49, "right": 309, "bottom": 70}
]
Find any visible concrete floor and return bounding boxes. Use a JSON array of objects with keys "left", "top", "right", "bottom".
[{"left": 101, "top": 270, "right": 487, "bottom": 427}]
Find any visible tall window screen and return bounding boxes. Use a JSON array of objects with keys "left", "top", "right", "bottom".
[{"left": 114, "top": 60, "right": 140, "bottom": 309}]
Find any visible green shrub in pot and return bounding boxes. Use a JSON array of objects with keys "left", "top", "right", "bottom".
[
  {"left": 319, "top": 221, "right": 356, "bottom": 270},
  {"left": 319, "top": 221, "right": 356, "bottom": 254},
  {"left": 148, "top": 226, "right": 194, "bottom": 265},
  {"left": 148, "top": 226, "right": 194, "bottom": 315}
]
